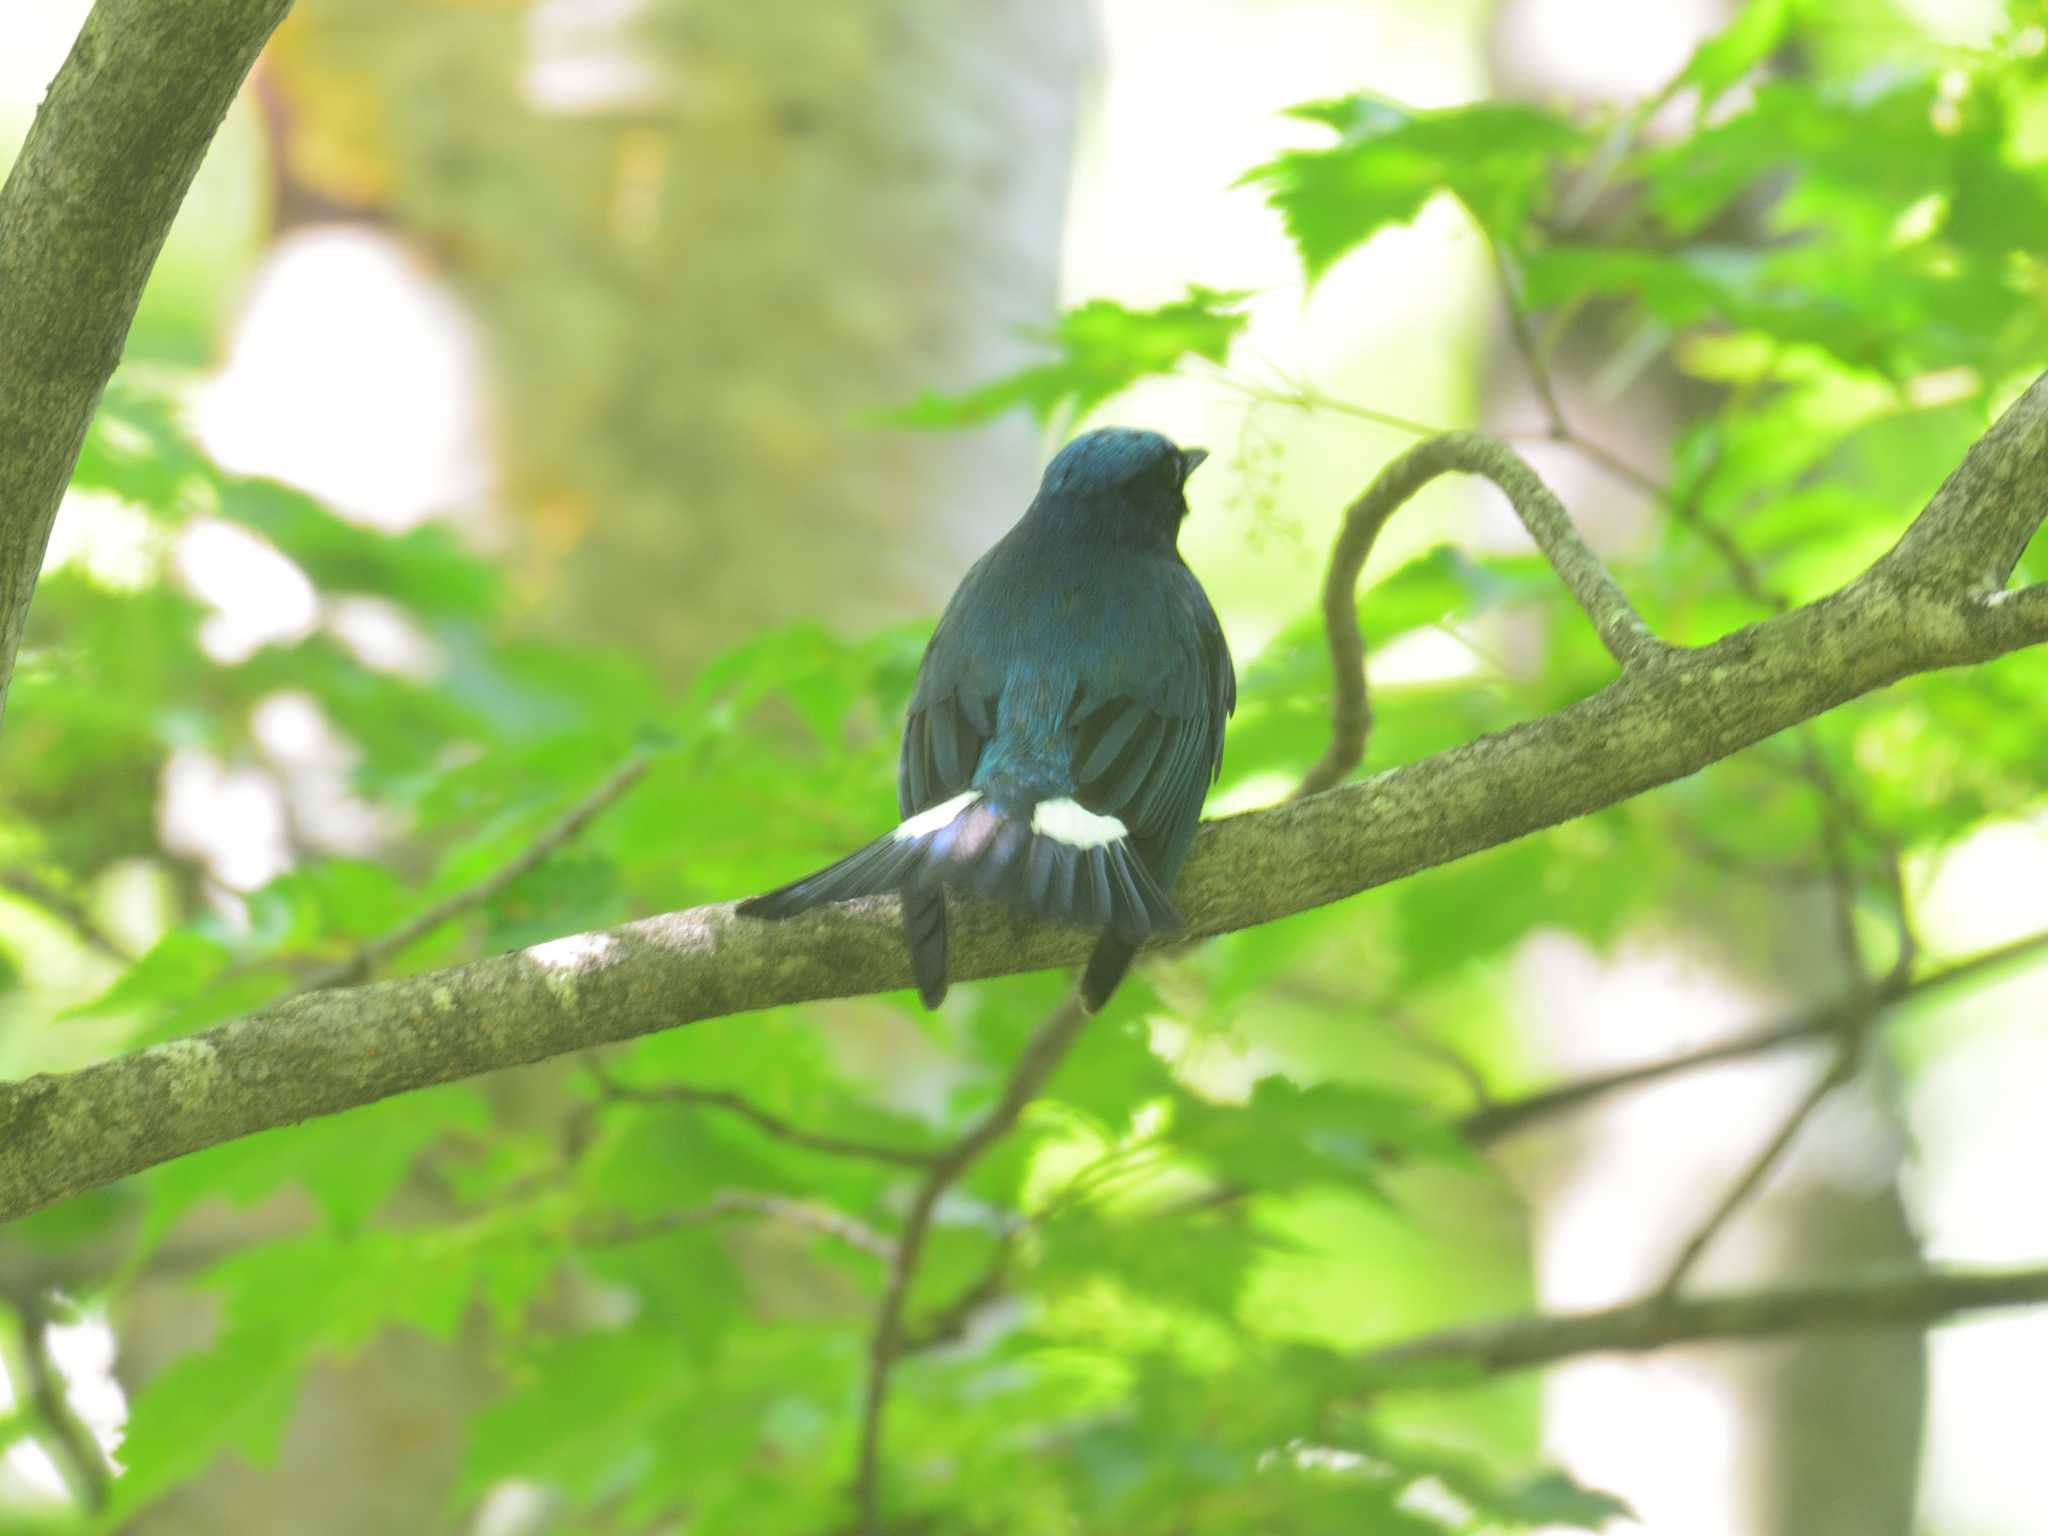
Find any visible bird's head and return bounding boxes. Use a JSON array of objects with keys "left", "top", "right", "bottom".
[{"left": 1032, "top": 427, "right": 1209, "bottom": 547}]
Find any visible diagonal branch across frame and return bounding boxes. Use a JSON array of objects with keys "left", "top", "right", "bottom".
[{"left": 3, "top": 371, "right": 2046, "bottom": 1225}]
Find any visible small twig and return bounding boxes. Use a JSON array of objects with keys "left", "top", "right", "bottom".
[
  {"left": 1664, "top": 819, "right": 1817, "bottom": 885},
  {"left": 1295, "top": 432, "right": 1668, "bottom": 798},
  {"left": 303, "top": 752, "right": 652, "bottom": 991},
  {"left": 1486, "top": 233, "right": 1690, "bottom": 511},
  {"left": 1460, "top": 924, "right": 2048, "bottom": 1145},
  {"left": 1273, "top": 979, "right": 1494, "bottom": 1108},
  {"left": 897, "top": 1177, "right": 1254, "bottom": 1361},
  {"left": 583, "top": 1057, "right": 939, "bottom": 1169},
  {"left": 1357, "top": 1263, "right": 2048, "bottom": 1382},
  {"left": 855, "top": 995, "right": 1093, "bottom": 1535},
  {"left": 7, "top": 1292, "right": 107, "bottom": 1512},
  {"left": 1671, "top": 491, "right": 1780, "bottom": 610},
  {"left": 580, "top": 1191, "right": 895, "bottom": 1262},
  {"left": 1460, "top": 1013, "right": 1834, "bottom": 1146},
  {"left": 1490, "top": 236, "right": 1572, "bottom": 441},
  {"left": 1378, "top": 1004, "right": 1494, "bottom": 1110},
  {"left": 0, "top": 869, "right": 132, "bottom": 965},
  {"left": 1790, "top": 736, "right": 1918, "bottom": 982},
  {"left": 1198, "top": 362, "right": 1454, "bottom": 441},
  {"left": 1652, "top": 1043, "right": 1861, "bottom": 1297},
  {"left": 1801, "top": 738, "right": 1876, "bottom": 988},
  {"left": 1650, "top": 724, "right": 1885, "bottom": 1296},
  {"left": 1489, "top": 229, "right": 1815, "bottom": 614},
  {"left": 897, "top": 1229, "right": 1020, "bottom": 1356},
  {"left": 1555, "top": 65, "right": 1690, "bottom": 230}
]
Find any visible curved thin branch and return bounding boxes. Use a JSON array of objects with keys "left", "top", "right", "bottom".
[
  {"left": 1296, "top": 432, "right": 1669, "bottom": 798},
  {"left": 3, "top": 378, "right": 2047, "bottom": 1227},
  {"left": 1652, "top": 1042, "right": 1860, "bottom": 1297},
  {"left": 1357, "top": 1264, "right": 2048, "bottom": 1383},
  {"left": 0, "top": 869, "right": 132, "bottom": 965},
  {"left": 581, "top": 1192, "right": 895, "bottom": 1261},
  {"left": 0, "top": 0, "right": 293, "bottom": 724},
  {"left": 303, "top": 753, "right": 651, "bottom": 991},
  {"left": 1460, "top": 924, "right": 2048, "bottom": 1145},
  {"left": 855, "top": 996, "right": 1091, "bottom": 1534},
  {"left": 586, "top": 1060, "right": 939, "bottom": 1169},
  {"left": 6, "top": 1292, "right": 108, "bottom": 1512}
]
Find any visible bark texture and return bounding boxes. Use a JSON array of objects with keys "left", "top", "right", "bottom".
[
  {"left": 0, "top": 0, "right": 292, "bottom": 723},
  {"left": 2, "top": 374, "right": 2045, "bottom": 1221}
]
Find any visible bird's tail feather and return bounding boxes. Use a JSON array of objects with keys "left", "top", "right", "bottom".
[
  {"left": 1081, "top": 934, "right": 1139, "bottom": 1012},
  {"left": 903, "top": 889, "right": 948, "bottom": 1010},
  {"left": 737, "top": 790, "right": 1180, "bottom": 941}
]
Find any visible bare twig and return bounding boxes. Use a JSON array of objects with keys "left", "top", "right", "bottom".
[
  {"left": 1274, "top": 979, "right": 1494, "bottom": 1108},
  {"left": 583, "top": 1057, "right": 939, "bottom": 1169},
  {"left": 1198, "top": 363, "right": 1453, "bottom": 441},
  {"left": 1461, "top": 925, "right": 2048, "bottom": 1146},
  {"left": 1486, "top": 236, "right": 1699, "bottom": 510},
  {"left": 896, "top": 1229, "right": 1020, "bottom": 1356},
  {"left": 7, "top": 1292, "right": 107, "bottom": 1512},
  {"left": 1652, "top": 1045, "right": 1861, "bottom": 1297},
  {"left": 1791, "top": 734, "right": 1917, "bottom": 982},
  {"left": 580, "top": 1191, "right": 895, "bottom": 1261},
  {"left": 1378, "top": 1004, "right": 1494, "bottom": 1110},
  {"left": 1358, "top": 1263, "right": 2048, "bottom": 1382},
  {"left": 1295, "top": 432, "right": 1669, "bottom": 798},
  {"left": 1801, "top": 738, "right": 1877, "bottom": 987},
  {"left": 1650, "top": 724, "right": 1886, "bottom": 1295},
  {"left": 897, "top": 1178, "right": 1253, "bottom": 1360},
  {"left": 1490, "top": 236, "right": 1572, "bottom": 440},
  {"left": 855, "top": 996, "right": 1093, "bottom": 1534},
  {"left": 304, "top": 753, "right": 652, "bottom": 991},
  {"left": 1555, "top": 64, "right": 1692, "bottom": 230},
  {"left": 0, "top": 869, "right": 131, "bottom": 965},
  {"left": 1663, "top": 819, "right": 1817, "bottom": 885},
  {"left": 1487, "top": 222, "right": 1810, "bottom": 616}
]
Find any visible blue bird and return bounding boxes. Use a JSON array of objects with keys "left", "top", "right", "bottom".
[{"left": 737, "top": 427, "right": 1236, "bottom": 1010}]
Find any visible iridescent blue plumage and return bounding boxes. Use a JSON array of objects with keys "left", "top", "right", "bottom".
[{"left": 738, "top": 427, "right": 1235, "bottom": 1009}]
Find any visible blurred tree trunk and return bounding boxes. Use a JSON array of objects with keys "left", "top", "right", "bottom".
[
  {"left": 268, "top": 0, "right": 1090, "bottom": 677},
  {"left": 122, "top": 5, "right": 1091, "bottom": 1532},
  {"left": 1483, "top": 4, "right": 1928, "bottom": 1532}
]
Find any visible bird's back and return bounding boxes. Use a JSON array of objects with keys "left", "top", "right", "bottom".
[
  {"left": 739, "top": 426, "right": 1233, "bottom": 1011},
  {"left": 907, "top": 527, "right": 1221, "bottom": 781}
]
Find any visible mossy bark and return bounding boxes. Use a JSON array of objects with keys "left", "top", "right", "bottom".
[
  {"left": 0, "top": 0, "right": 292, "bottom": 723},
  {"left": 3, "top": 378, "right": 2044, "bottom": 1220}
]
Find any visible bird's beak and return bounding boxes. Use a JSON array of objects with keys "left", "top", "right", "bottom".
[{"left": 1179, "top": 446, "right": 1210, "bottom": 485}]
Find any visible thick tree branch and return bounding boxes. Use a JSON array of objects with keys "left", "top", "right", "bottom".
[
  {"left": 1356, "top": 1264, "right": 2048, "bottom": 1382},
  {"left": 3, "top": 379, "right": 2047, "bottom": 1226},
  {"left": 0, "top": 0, "right": 292, "bottom": 724}
]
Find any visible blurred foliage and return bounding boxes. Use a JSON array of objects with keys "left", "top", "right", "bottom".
[
  {"left": 887, "top": 287, "right": 1252, "bottom": 432},
  {"left": 4, "top": 0, "right": 2048, "bottom": 1532},
  {"left": 258, "top": 0, "right": 1082, "bottom": 672}
]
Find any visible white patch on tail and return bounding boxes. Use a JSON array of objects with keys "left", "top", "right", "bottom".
[
  {"left": 1031, "top": 797, "right": 1127, "bottom": 849},
  {"left": 894, "top": 790, "right": 981, "bottom": 842}
]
